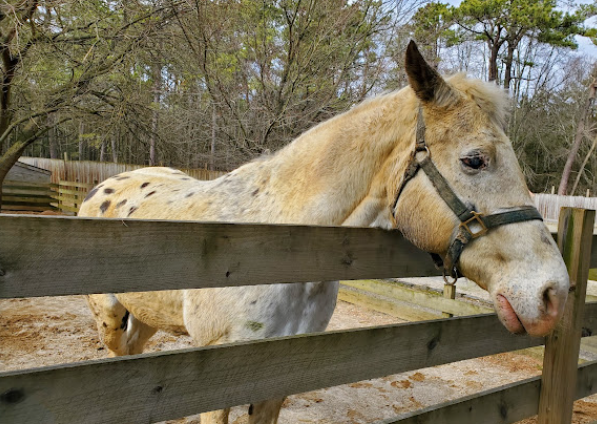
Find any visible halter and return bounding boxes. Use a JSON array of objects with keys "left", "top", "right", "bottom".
[{"left": 392, "top": 106, "right": 543, "bottom": 284}]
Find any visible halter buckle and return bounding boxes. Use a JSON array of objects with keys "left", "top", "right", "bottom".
[{"left": 459, "top": 211, "right": 488, "bottom": 239}]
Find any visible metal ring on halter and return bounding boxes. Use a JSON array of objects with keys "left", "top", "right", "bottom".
[
  {"left": 443, "top": 269, "right": 458, "bottom": 285},
  {"left": 414, "top": 145, "right": 430, "bottom": 159}
]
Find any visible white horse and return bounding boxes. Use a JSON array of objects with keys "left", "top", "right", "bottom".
[{"left": 79, "top": 42, "right": 568, "bottom": 424}]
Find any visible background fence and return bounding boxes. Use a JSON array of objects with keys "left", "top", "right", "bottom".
[
  {"left": 0, "top": 208, "right": 595, "bottom": 424},
  {"left": 19, "top": 157, "right": 225, "bottom": 185},
  {"left": 1, "top": 182, "right": 57, "bottom": 212}
]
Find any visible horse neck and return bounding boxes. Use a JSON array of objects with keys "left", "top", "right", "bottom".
[{"left": 268, "top": 91, "right": 416, "bottom": 226}]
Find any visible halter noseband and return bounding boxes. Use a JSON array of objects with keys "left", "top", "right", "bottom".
[{"left": 392, "top": 107, "right": 543, "bottom": 284}]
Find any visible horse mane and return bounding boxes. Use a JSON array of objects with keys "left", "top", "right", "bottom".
[{"left": 446, "top": 73, "right": 510, "bottom": 129}]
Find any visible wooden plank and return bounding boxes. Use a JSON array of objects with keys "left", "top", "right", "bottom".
[
  {"left": 1, "top": 304, "right": 596, "bottom": 424},
  {"left": 338, "top": 285, "right": 439, "bottom": 321},
  {"left": 0, "top": 311, "right": 552, "bottom": 424},
  {"left": 1, "top": 205, "right": 50, "bottom": 212},
  {"left": 59, "top": 181, "right": 95, "bottom": 189},
  {"left": 380, "top": 359, "right": 597, "bottom": 424},
  {"left": 2, "top": 181, "right": 55, "bottom": 190},
  {"left": 2, "top": 306, "right": 597, "bottom": 424},
  {"left": 340, "top": 280, "right": 493, "bottom": 316},
  {"left": 2, "top": 195, "right": 55, "bottom": 204},
  {"left": 0, "top": 214, "right": 442, "bottom": 298},
  {"left": 590, "top": 234, "right": 597, "bottom": 268},
  {"left": 442, "top": 283, "right": 456, "bottom": 318},
  {"left": 539, "top": 208, "right": 596, "bottom": 424},
  {"left": 3, "top": 188, "right": 55, "bottom": 197},
  {"left": 56, "top": 187, "right": 89, "bottom": 196}
]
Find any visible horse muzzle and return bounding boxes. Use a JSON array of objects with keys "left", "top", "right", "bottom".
[{"left": 494, "top": 280, "right": 567, "bottom": 337}]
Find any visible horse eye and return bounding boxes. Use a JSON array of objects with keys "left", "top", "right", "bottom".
[{"left": 461, "top": 155, "right": 485, "bottom": 170}]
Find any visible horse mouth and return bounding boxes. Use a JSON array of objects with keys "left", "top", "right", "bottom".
[{"left": 496, "top": 294, "right": 526, "bottom": 335}]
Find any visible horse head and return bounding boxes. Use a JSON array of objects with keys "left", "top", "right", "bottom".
[{"left": 392, "top": 41, "right": 569, "bottom": 337}]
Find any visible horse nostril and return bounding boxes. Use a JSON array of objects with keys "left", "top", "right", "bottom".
[{"left": 542, "top": 286, "right": 560, "bottom": 319}]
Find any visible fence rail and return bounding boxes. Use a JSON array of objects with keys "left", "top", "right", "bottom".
[
  {"left": 19, "top": 157, "right": 225, "bottom": 185},
  {"left": 0, "top": 211, "right": 595, "bottom": 424},
  {"left": 1, "top": 182, "right": 57, "bottom": 212}
]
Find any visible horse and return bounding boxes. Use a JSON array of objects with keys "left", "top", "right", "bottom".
[{"left": 79, "top": 41, "right": 569, "bottom": 424}]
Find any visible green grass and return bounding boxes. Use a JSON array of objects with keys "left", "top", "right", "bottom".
[{"left": 590, "top": 269, "right": 597, "bottom": 281}]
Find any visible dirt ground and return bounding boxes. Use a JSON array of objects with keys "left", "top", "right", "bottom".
[{"left": 2, "top": 295, "right": 597, "bottom": 424}]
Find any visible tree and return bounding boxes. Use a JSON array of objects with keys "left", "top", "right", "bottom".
[
  {"left": 452, "top": 0, "right": 586, "bottom": 89},
  {"left": 0, "top": 1, "right": 176, "bottom": 206}
]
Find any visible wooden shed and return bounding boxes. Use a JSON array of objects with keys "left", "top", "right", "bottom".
[
  {"left": 5, "top": 161, "right": 52, "bottom": 185},
  {"left": 2, "top": 161, "right": 56, "bottom": 212}
]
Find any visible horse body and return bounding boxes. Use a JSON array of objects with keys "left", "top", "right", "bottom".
[{"left": 79, "top": 42, "right": 569, "bottom": 424}]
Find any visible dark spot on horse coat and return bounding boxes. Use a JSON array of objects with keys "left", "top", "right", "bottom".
[
  {"left": 181, "top": 177, "right": 190, "bottom": 181},
  {"left": 252, "top": 189, "right": 259, "bottom": 196},
  {"left": 84, "top": 188, "right": 99, "bottom": 202},
  {"left": 145, "top": 191, "right": 157, "bottom": 198},
  {"left": 186, "top": 192, "right": 194, "bottom": 198},
  {"left": 128, "top": 206, "right": 138, "bottom": 216},
  {"left": 116, "top": 199, "right": 127, "bottom": 208},
  {"left": 100, "top": 200, "right": 111, "bottom": 214},
  {"left": 120, "top": 310, "right": 130, "bottom": 330},
  {"left": 141, "top": 182, "right": 150, "bottom": 188},
  {"left": 104, "top": 188, "right": 115, "bottom": 194},
  {"left": 102, "top": 322, "right": 108, "bottom": 328}
]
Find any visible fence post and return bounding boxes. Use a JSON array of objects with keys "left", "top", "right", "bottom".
[
  {"left": 538, "top": 207, "right": 595, "bottom": 424},
  {"left": 442, "top": 284, "right": 456, "bottom": 318}
]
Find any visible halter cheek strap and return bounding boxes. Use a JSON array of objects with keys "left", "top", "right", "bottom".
[{"left": 392, "top": 107, "right": 543, "bottom": 284}]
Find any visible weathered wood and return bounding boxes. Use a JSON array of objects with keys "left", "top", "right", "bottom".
[
  {"left": 3, "top": 305, "right": 597, "bottom": 424},
  {"left": 538, "top": 208, "right": 595, "bottom": 424},
  {"left": 338, "top": 285, "right": 439, "bottom": 321},
  {"left": 0, "top": 214, "right": 442, "bottom": 298},
  {"left": 340, "top": 280, "right": 492, "bottom": 316},
  {"left": 56, "top": 187, "right": 90, "bottom": 196},
  {"left": 591, "top": 233, "right": 597, "bottom": 268},
  {"left": 2, "top": 195, "right": 55, "bottom": 204},
  {"left": 442, "top": 283, "right": 457, "bottom": 318},
  {"left": 0, "top": 312, "right": 549, "bottom": 424},
  {"left": 59, "top": 181, "right": 96, "bottom": 189},
  {"left": 381, "top": 359, "right": 597, "bottom": 424}
]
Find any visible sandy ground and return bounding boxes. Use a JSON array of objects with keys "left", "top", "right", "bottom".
[{"left": 2, "top": 295, "right": 597, "bottom": 424}]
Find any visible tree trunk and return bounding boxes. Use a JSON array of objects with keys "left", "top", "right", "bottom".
[
  {"left": 111, "top": 135, "right": 118, "bottom": 163},
  {"left": 99, "top": 140, "right": 106, "bottom": 162},
  {"left": 78, "top": 122, "right": 85, "bottom": 161},
  {"left": 504, "top": 44, "right": 515, "bottom": 90},
  {"left": 571, "top": 133, "right": 597, "bottom": 196},
  {"left": 558, "top": 80, "right": 597, "bottom": 195},
  {"left": 488, "top": 42, "right": 500, "bottom": 83},
  {"left": 149, "top": 60, "right": 161, "bottom": 166},
  {"left": 210, "top": 106, "right": 216, "bottom": 171},
  {"left": 48, "top": 114, "right": 58, "bottom": 159}
]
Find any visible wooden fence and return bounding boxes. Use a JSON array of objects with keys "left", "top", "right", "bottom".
[
  {"left": 1, "top": 182, "right": 57, "bottom": 212},
  {"left": 51, "top": 181, "right": 94, "bottom": 214},
  {"left": 19, "top": 157, "right": 225, "bottom": 184},
  {"left": 0, "top": 209, "right": 596, "bottom": 424}
]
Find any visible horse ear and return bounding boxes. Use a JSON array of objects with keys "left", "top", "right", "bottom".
[{"left": 405, "top": 40, "right": 457, "bottom": 105}]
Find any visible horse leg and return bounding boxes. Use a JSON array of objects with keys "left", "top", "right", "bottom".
[
  {"left": 248, "top": 398, "right": 285, "bottom": 424},
  {"left": 86, "top": 294, "right": 157, "bottom": 356}
]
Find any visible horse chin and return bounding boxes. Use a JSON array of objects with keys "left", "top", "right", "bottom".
[{"left": 495, "top": 294, "right": 527, "bottom": 335}]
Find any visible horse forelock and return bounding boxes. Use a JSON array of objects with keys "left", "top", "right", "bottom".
[{"left": 446, "top": 73, "right": 510, "bottom": 130}]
